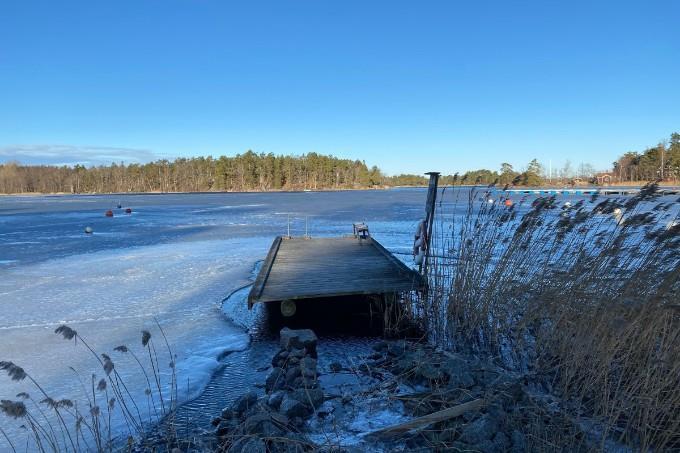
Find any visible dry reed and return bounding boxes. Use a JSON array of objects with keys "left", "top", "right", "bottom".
[{"left": 421, "top": 181, "right": 679, "bottom": 450}]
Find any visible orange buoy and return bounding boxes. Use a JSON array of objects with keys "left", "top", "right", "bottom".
[
  {"left": 105, "top": 210, "right": 114, "bottom": 217},
  {"left": 504, "top": 199, "right": 513, "bottom": 207},
  {"left": 125, "top": 208, "right": 132, "bottom": 214}
]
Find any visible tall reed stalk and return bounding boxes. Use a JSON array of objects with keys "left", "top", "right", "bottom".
[
  {"left": 422, "top": 182, "right": 679, "bottom": 450},
  {"left": 0, "top": 322, "right": 179, "bottom": 452}
]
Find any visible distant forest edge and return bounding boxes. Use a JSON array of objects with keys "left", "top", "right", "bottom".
[{"left": 1, "top": 132, "right": 678, "bottom": 194}]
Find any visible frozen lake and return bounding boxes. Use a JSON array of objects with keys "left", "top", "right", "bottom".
[
  {"left": 2, "top": 188, "right": 672, "bottom": 449},
  {"left": 0, "top": 189, "right": 429, "bottom": 449}
]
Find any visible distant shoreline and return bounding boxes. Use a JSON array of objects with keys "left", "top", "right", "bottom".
[{"left": 1, "top": 181, "right": 678, "bottom": 197}]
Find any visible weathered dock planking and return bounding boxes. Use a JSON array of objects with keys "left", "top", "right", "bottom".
[{"left": 248, "top": 236, "right": 423, "bottom": 308}]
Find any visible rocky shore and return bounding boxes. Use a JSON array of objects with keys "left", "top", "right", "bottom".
[
  {"left": 212, "top": 328, "right": 322, "bottom": 452},
  {"left": 207, "top": 328, "right": 587, "bottom": 452}
]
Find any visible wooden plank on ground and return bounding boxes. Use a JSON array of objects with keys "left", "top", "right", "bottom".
[{"left": 366, "top": 398, "right": 485, "bottom": 438}]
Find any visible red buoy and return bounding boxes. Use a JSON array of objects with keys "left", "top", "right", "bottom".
[
  {"left": 125, "top": 208, "right": 132, "bottom": 214},
  {"left": 105, "top": 210, "right": 114, "bottom": 217},
  {"left": 504, "top": 199, "right": 513, "bottom": 207}
]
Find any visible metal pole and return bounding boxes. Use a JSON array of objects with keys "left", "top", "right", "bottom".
[
  {"left": 287, "top": 213, "right": 290, "bottom": 238},
  {"left": 420, "top": 172, "right": 440, "bottom": 281}
]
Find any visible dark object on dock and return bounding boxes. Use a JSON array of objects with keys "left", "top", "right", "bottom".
[
  {"left": 353, "top": 222, "right": 370, "bottom": 239},
  {"left": 248, "top": 235, "right": 423, "bottom": 309}
]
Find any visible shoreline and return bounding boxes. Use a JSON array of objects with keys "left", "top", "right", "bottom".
[{"left": 1, "top": 181, "right": 678, "bottom": 197}]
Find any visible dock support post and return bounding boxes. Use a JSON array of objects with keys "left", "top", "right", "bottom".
[{"left": 420, "top": 172, "right": 440, "bottom": 281}]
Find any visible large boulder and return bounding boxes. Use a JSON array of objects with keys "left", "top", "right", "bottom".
[{"left": 280, "top": 328, "right": 317, "bottom": 356}]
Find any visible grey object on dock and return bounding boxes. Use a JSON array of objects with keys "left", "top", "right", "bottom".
[{"left": 248, "top": 236, "right": 423, "bottom": 308}]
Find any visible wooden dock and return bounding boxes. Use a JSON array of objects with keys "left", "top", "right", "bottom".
[{"left": 248, "top": 236, "right": 423, "bottom": 308}]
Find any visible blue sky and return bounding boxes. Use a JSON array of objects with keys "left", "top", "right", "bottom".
[{"left": 1, "top": 1, "right": 678, "bottom": 174}]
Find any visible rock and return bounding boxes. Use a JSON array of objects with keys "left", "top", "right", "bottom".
[
  {"left": 216, "top": 420, "right": 234, "bottom": 437},
  {"left": 341, "top": 393, "right": 352, "bottom": 404},
  {"left": 291, "top": 388, "right": 324, "bottom": 408},
  {"left": 357, "top": 363, "right": 371, "bottom": 374},
  {"left": 221, "top": 391, "right": 258, "bottom": 419},
  {"left": 285, "top": 366, "right": 302, "bottom": 384},
  {"left": 417, "top": 362, "right": 445, "bottom": 382},
  {"left": 211, "top": 416, "right": 222, "bottom": 427},
  {"left": 387, "top": 340, "right": 408, "bottom": 356},
  {"left": 372, "top": 341, "right": 388, "bottom": 352},
  {"left": 280, "top": 328, "right": 317, "bottom": 356},
  {"left": 242, "top": 413, "right": 284, "bottom": 437},
  {"left": 234, "top": 391, "right": 258, "bottom": 415},
  {"left": 268, "top": 437, "right": 306, "bottom": 453},
  {"left": 289, "top": 347, "right": 306, "bottom": 359},
  {"left": 272, "top": 349, "right": 289, "bottom": 367},
  {"left": 300, "top": 356, "right": 317, "bottom": 372},
  {"left": 301, "top": 377, "right": 319, "bottom": 388},
  {"left": 266, "top": 367, "right": 285, "bottom": 392},
  {"left": 501, "top": 381, "right": 527, "bottom": 407},
  {"left": 459, "top": 414, "right": 498, "bottom": 444},
  {"left": 473, "top": 439, "right": 497, "bottom": 453},
  {"left": 493, "top": 431, "right": 510, "bottom": 450},
  {"left": 448, "top": 369, "right": 475, "bottom": 389},
  {"left": 329, "top": 362, "right": 343, "bottom": 373},
  {"left": 367, "top": 352, "right": 383, "bottom": 361},
  {"left": 268, "top": 438, "right": 306, "bottom": 453},
  {"left": 290, "top": 416, "right": 306, "bottom": 428},
  {"left": 510, "top": 430, "right": 527, "bottom": 453},
  {"left": 268, "top": 391, "right": 285, "bottom": 410},
  {"left": 448, "top": 441, "right": 472, "bottom": 452},
  {"left": 279, "top": 394, "right": 312, "bottom": 418},
  {"left": 316, "top": 400, "right": 335, "bottom": 418},
  {"left": 228, "top": 437, "right": 266, "bottom": 453}
]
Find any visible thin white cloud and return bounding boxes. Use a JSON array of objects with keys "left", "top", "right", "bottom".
[{"left": 0, "top": 144, "right": 158, "bottom": 166}]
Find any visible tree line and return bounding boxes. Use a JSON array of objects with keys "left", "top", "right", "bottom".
[
  {"left": 1, "top": 133, "right": 678, "bottom": 193},
  {"left": 389, "top": 132, "right": 680, "bottom": 187},
  {"left": 0, "top": 152, "right": 382, "bottom": 194},
  {"left": 612, "top": 132, "right": 680, "bottom": 182}
]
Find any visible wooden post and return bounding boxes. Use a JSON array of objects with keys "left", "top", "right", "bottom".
[{"left": 420, "top": 172, "right": 440, "bottom": 280}]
